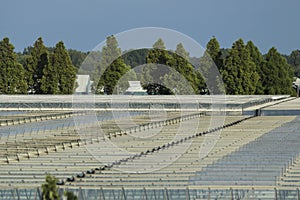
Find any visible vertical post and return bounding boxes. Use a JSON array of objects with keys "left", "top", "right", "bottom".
[
  {"left": 112, "top": 189, "right": 116, "bottom": 200},
  {"left": 122, "top": 187, "right": 127, "bottom": 200},
  {"left": 100, "top": 187, "right": 105, "bottom": 200},
  {"left": 274, "top": 188, "right": 277, "bottom": 200},
  {"left": 164, "top": 187, "right": 169, "bottom": 200},
  {"left": 297, "top": 188, "right": 299, "bottom": 200},
  {"left": 185, "top": 187, "right": 190, "bottom": 200},
  {"left": 143, "top": 187, "right": 148, "bottom": 200},
  {"left": 242, "top": 104, "right": 244, "bottom": 115},
  {"left": 11, "top": 189, "right": 15, "bottom": 200},
  {"left": 37, "top": 187, "right": 42, "bottom": 200},
  {"left": 78, "top": 187, "right": 84, "bottom": 200},
  {"left": 16, "top": 188, "right": 20, "bottom": 200}
]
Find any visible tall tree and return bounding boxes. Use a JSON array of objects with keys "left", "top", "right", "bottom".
[
  {"left": 199, "top": 37, "right": 223, "bottom": 94},
  {"left": 167, "top": 49, "right": 202, "bottom": 94},
  {"left": 97, "top": 57, "right": 131, "bottom": 94},
  {"left": 246, "top": 41, "right": 264, "bottom": 94},
  {"left": 40, "top": 54, "right": 58, "bottom": 94},
  {"left": 99, "top": 35, "right": 121, "bottom": 71},
  {"left": 142, "top": 38, "right": 171, "bottom": 93},
  {"left": 24, "top": 37, "right": 49, "bottom": 94},
  {"left": 221, "top": 38, "right": 259, "bottom": 94},
  {"left": 263, "top": 47, "right": 294, "bottom": 94},
  {"left": 96, "top": 35, "right": 124, "bottom": 93},
  {"left": 58, "top": 42, "right": 77, "bottom": 94},
  {"left": 175, "top": 43, "right": 189, "bottom": 61},
  {"left": 206, "top": 37, "right": 221, "bottom": 67},
  {"left": 96, "top": 36, "right": 131, "bottom": 94},
  {"left": 144, "top": 39, "right": 204, "bottom": 94},
  {"left": 287, "top": 50, "right": 300, "bottom": 77},
  {"left": 152, "top": 38, "right": 166, "bottom": 50},
  {"left": 0, "top": 37, "right": 27, "bottom": 94},
  {"left": 43, "top": 41, "right": 76, "bottom": 94}
]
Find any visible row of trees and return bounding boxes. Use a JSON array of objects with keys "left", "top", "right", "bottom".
[
  {"left": 285, "top": 50, "right": 300, "bottom": 78},
  {"left": 93, "top": 37, "right": 206, "bottom": 95},
  {"left": 204, "top": 37, "right": 295, "bottom": 95},
  {"left": 0, "top": 37, "right": 76, "bottom": 94},
  {"left": 94, "top": 35, "right": 295, "bottom": 95},
  {"left": 0, "top": 36, "right": 297, "bottom": 95}
]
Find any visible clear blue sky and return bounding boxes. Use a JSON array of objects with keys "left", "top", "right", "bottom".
[{"left": 1, "top": 0, "right": 300, "bottom": 54}]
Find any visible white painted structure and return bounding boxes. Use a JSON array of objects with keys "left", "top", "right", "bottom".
[
  {"left": 293, "top": 77, "right": 300, "bottom": 97},
  {"left": 125, "top": 81, "right": 147, "bottom": 95},
  {"left": 75, "top": 75, "right": 93, "bottom": 94}
]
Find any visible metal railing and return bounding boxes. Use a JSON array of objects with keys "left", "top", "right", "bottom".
[{"left": 1, "top": 187, "right": 300, "bottom": 200}]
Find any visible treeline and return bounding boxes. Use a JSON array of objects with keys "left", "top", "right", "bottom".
[
  {"left": 284, "top": 50, "right": 300, "bottom": 78},
  {"left": 0, "top": 36, "right": 298, "bottom": 95},
  {"left": 93, "top": 37, "right": 205, "bottom": 95},
  {"left": 0, "top": 37, "right": 77, "bottom": 94},
  {"left": 204, "top": 38, "right": 295, "bottom": 95},
  {"left": 92, "top": 36, "right": 296, "bottom": 95}
]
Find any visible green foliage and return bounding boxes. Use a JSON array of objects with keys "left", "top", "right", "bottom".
[
  {"left": 167, "top": 50, "right": 202, "bottom": 94},
  {"left": 287, "top": 50, "right": 300, "bottom": 77},
  {"left": 54, "top": 42, "right": 77, "bottom": 94},
  {"left": 199, "top": 51, "right": 214, "bottom": 82},
  {"left": 99, "top": 35, "right": 121, "bottom": 71},
  {"left": 42, "top": 174, "right": 60, "bottom": 200},
  {"left": 160, "top": 71, "right": 197, "bottom": 95},
  {"left": 263, "top": 47, "right": 294, "bottom": 94},
  {"left": 80, "top": 50, "right": 101, "bottom": 81},
  {"left": 40, "top": 54, "right": 58, "bottom": 94},
  {"left": 96, "top": 35, "right": 132, "bottom": 94},
  {"left": 147, "top": 44, "right": 170, "bottom": 64},
  {"left": 22, "top": 46, "right": 34, "bottom": 55},
  {"left": 142, "top": 45, "right": 172, "bottom": 94},
  {"left": 97, "top": 57, "right": 131, "bottom": 94},
  {"left": 142, "top": 39, "right": 204, "bottom": 94},
  {"left": 199, "top": 37, "right": 226, "bottom": 94},
  {"left": 16, "top": 52, "right": 29, "bottom": 67},
  {"left": 245, "top": 41, "right": 265, "bottom": 94},
  {"left": 221, "top": 38, "right": 259, "bottom": 94},
  {"left": 24, "top": 37, "right": 50, "bottom": 94},
  {"left": 0, "top": 37, "right": 27, "bottom": 94},
  {"left": 117, "top": 68, "right": 138, "bottom": 93},
  {"left": 41, "top": 41, "right": 76, "bottom": 94},
  {"left": 175, "top": 43, "right": 189, "bottom": 61},
  {"left": 152, "top": 38, "right": 166, "bottom": 50},
  {"left": 122, "top": 49, "right": 149, "bottom": 68},
  {"left": 141, "top": 41, "right": 172, "bottom": 92},
  {"left": 64, "top": 191, "right": 78, "bottom": 200},
  {"left": 146, "top": 83, "right": 173, "bottom": 95},
  {"left": 0, "top": 36, "right": 297, "bottom": 96},
  {"left": 206, "top": 37, "right": 222, "bottom": 68},
  {"left": 68, "top": 49, "right": 87, "bottom": 69}
]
